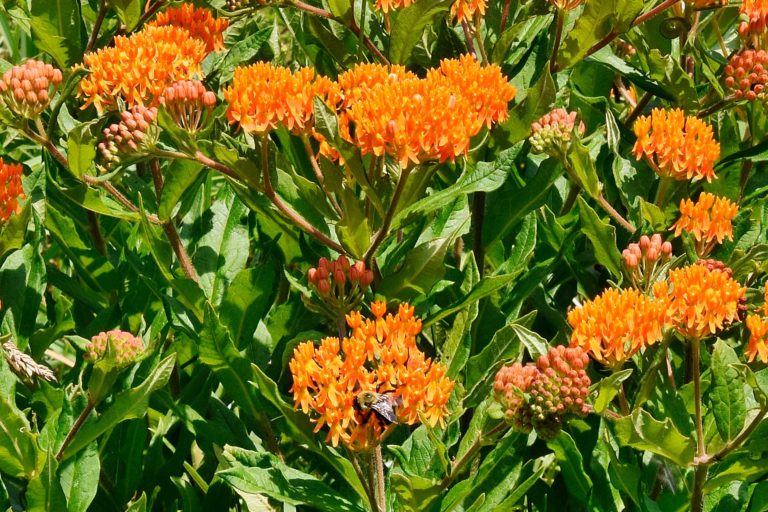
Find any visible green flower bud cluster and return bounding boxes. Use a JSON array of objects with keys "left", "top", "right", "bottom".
[
  {"left": 529, "top": 108, "right": 584, "bottom": 157},
  {"left": 98, "top": 105, "right": 158, "bottom": 165},
  {"left": 86, "top": 330, "right": 144, "bottom": 368}
]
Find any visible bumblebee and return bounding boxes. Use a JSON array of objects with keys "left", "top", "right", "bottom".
[{"left": 355, "top": 391, "right": 402, "bottom": 425}]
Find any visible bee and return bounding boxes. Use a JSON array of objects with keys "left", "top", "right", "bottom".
[{"left": 355, "top": 391, "right": 402, "bottom": 425}]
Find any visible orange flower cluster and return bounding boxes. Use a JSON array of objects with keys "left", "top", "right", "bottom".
[
  {"left": 329, "top": 63, "right": 415, "bottom": 110},
  {"left": 745, "top": 282, "right": 768, "bottom": 363},
  {"left": 374, "top": 0, "right": 415, "bottom": 13},
  {"left": 672, "top": 193, "right": 739, "bottom": 255},
  {"left": 548, "top": 0, "right": 584, "bottom": 9},
  {"left": 224, "top": 63, "right": 333, "bottom": 135},
  {"left": 654, "top": 264, "right": 745, "bottom": 339},
  {"left": 148, "top": 4, "right": 228, "bottom": 53},
  {"left": 450, "top": 0, "right": 487, "bottom": 23},
  {"left": 0, "top": 158, "right": 24, "bottom": 222},
  {"left": 724, "top": 49, "right": 768, "bottom": 101},
  {"left": 161, "top": 80, "right": 217, "bottom": 132},
  {"left": 568, "top": 288, "right": 668, "bottom": 368},
  {"left": 342, "top": 56, "right": 515, "bottom": 168},
  {"left": 79, "top": 25, "right": 207, "bottom": 113},
  {"left": 289, "top": 302, "right": 453, "bottom": 449},
  {"left": 0, "top": 60, "right": 63, "bottom": 119},
  {"left": 740, "top": 0, "right": 768, "bottom": 40},
  {"left": 494, "top": 345, "right": 591, "bottom": 440},
  {"left": 86, "top": 330, "right": 144, "bottom": 367},
  {"left": 632, "top": 108, "right": 720, "bottom": 182}
]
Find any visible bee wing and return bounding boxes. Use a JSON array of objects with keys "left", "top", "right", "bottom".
[{"left": 371, "top": 395, "right": 398, "bottom": 424}]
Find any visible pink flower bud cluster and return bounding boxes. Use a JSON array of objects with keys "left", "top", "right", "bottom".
[
  {"left": 622, "top": 234, "right": 673, "bottom": 289},
  {"left": 613, "top": 40, "right": 636, "bottom": 59},
  {"left": 0, "top": 60, "right": 63, "bottom": 119},
  {"left": 160, "top": 80, "right": 217, "bottom": 133},
  {"left": 307, "top": 255, "right": 374, "bottom": 319},
  {"left": 98, "top": 105, "right": 159, "bottom": 165},
  {"left": 529, "top": 108, "right": 585, "bottom": 156},
  {"left": 494, "top": 345, "right": 591, "bottom": 440},
  {"left": 724, "top": 50, "right": 768, "bottom": 102},
  {"left": 85, "top": 330, "right": 144, "bottom": 367}
]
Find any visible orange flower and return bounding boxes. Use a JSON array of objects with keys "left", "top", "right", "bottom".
[
  {"left": 374, "top": 0, "right": 415, "bottom": 13},
  {"left": 79, "top": 25, "right": 206, "bottom": 113},
  {"left": 224, "top": 63, "right": 333, "bottom": 135},
  {"left": 428, "top": 55, "right": 516, "bottom": 128},
  {"left": 764, "top": 281, "right": 768, "bottom": 316},
  {"left": 568, "top": 288, "right": 668, "bottom": 368},
  {"left": 654, "top": 264, "right": 745, "bottom": 339},
  {"left": 342, "top": 77, "right": 484, "bottom": 168},
  {"left": 672, "top": 193, "right": 739, "bottom": 255},
  {"left": 289, "top": 302, "right": 454, "bottom": 450},
  {"left": 746, "top": 314, "right": 768, "bottom": 363},
  {"left": 148, "top": 4, "right": 228, "bottom": 53},
  {"left": 450, "top": 0, "right": 487, "bottom": 23},
  {"left": 329, "top": 63, "right": 415, "bottom": 109},
  {"left": 0, "top": 158, "right": 24, "bottom": 222},
  {"left": 740, "top": 0, "right": 768, "bottom": 39},
  {"left": 632, "top": 108, "right": 720, "bottom": 182}
]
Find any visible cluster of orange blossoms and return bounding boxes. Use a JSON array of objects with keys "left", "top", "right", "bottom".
[
  {"left": 724, "top": 49, "right": 768, "bottom": 102},
  {"left": 672, "top": 193, "right": 739, "bottom": 255},
  {"left": 746, "top": 283, "right": 768, "bottom": 363},
  {"left": 79, "top": 5, "right": 227, "bottom": 112},
  {"left": 86, "top": 330, "right": 144, "bottom": 368},
  {"left": 0, "top": 159, "right": 24, "bottom": 222},
  {"left": 289, "top": 302, "right": 453, "bottom": 449},
  {"left": 493, "top": 345, "right": 591, "bottom": 440},
  {"left": 224, "top": 56, "right": 515, "bottom": 169},
  {"left": 632, "top": 108, "right": 720, "bottom": 182},
  {"left": 147, "top": 3, "right": 228, "bottom": 53},
  {"left": 568, "top": 288, "right": 669, "bottom": 368},
  {"left": 224, "top": 64, "right": 331, "bottom": 135},
  {"left": 449, "top": 0, "right": 487, "bottom": 24},
  {"left": 160, "top": 80, "right": 217, "bottom": 133},
  {"left": 654, "top": 265, "right": 745, "bottom": 340},
  {"left": 0, "top": 60, "right": 63, "bottom": 119},
  {"left": 740, "top": 0, "right": 768, "bottom": 40}
]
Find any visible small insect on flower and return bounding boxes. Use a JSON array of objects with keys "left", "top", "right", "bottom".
[{"left": 355, "top": 391, "right": 403, "bottom": 424}]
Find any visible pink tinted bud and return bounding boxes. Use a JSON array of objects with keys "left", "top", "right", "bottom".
[
  {"left": 318, "top": 257, "right": 329, "bottom": 270},
  {"left": 639, "top": 235, "right": 650, "bottom": 250},
  {"left": 362, "top": 270, "right": 374, "bottom": 287},
  {"left": 318, "top": 279, "right": 331, "bottom": 295},
  {"left": 333, "top": 269, "right": 346, "bottom": 284},
  {"left": 650, "top": 233, "right": 662, "bottom": 247},
  {"left": 203, "top": 91, "right": 216, "bottom": 107},
  {"left": 646, "top": 247, "right": 658, "bottom": 262},
  {"left": 308, "top": 268, "right": 318, "bottom": 284},
  {"left": 661, "top": 241, "right": 672, "bottom": 257},
  {"left": 337, "top": 255, "right": 350, "bottom": 271}
]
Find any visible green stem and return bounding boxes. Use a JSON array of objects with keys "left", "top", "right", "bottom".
[
  {"left": 690, "top": 337, "right": 707, "bottom": 512},
  {"left": 374, "top": 445, "right": 386, "bottom": 512},
  {"left": 654, "top": 176, "right": 672, "bottom": 207},
  {"left": 550, "top": 8, "right": 564, "bottom": 73},
  {"left": 363, "top": 167, "right": 410, "bottom": 264},
  {"left": 56, "top": 398, "right": 95, "bottom": 461}
]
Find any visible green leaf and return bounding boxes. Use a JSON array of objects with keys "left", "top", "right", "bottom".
[
  {"left": 577, "top": 196, "right": 623, "bottom": 278},
  {"left": 709, "top": 340, "right": 746, "bottom": 443},
  {"left": 594, "top": 369, "right": 633, "bottom": 414},
  {"left": 492, "top": 69, "right": 555, "bottom": 147},
  {"left": 614, "top": 409, "right": 696, "bottom": 467},
  {"left": 0, "top": 244, "right": 47, "bottom": 342},
  {"left": 568, "top": 140, "right": 601, "bottom": 199},
  {"left": 391, "top": 471, "right": 443, "bottom": 512},
  {"left": 0, "top": 393, "right": 40, "bottom": 478},
  {"left": 26, "top": 452, "right": 67, "bottom": 512},
  {"left": 547, "top": 432, "right": 592, "bottom": 504},
  {"left": 464, "top": 323, "right": 529, "bottom": 406},
  {"left": 29, "top": 0, "right": 83, "bottom": 67},
  {"left": 67, "top": 121, "right": 99, "bottom": 179},
  {"left": 109, "top": 0, "right": 142, "bottom": 31},
  {"left": 59, "top": 442, "right": 100, "bottom": 512},
  {"left": 193, "top": 195, "right": 249, "bottom": 305},
  {"left": 555, "top": 0, "right": 644, "bottom": 70},
  {"left": 220, "top": 262, "right": 278, "bottom": 348},
  {"left": 158, "top": 159, "right": 205, "bottom": 220},
  {"left": 218, "top": 447, "right": 366, "bottom": 512},
  {"left": 389, "top": 0, "right": 452, "bottom": 64},
  {"left": 706, "top": 457, "right": 768, "bottom": 491},
  {"left": 392, "top": 159, "right": 508, "bottom": 231},
  {"left": 0, "top": 202, "right": 31, "bottom": 259},
  {"left": 61, "top": 354, "right": 176, "bottom": 460},
  {"left": 208, "top": 28, "right": 272, "bottom": 82}
]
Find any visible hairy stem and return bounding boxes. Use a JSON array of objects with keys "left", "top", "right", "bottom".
[
  {"left": 472, "top": 191, "right": 486, "bottom": 276},
  {"left": 374, "top": 445, "right": 386, "bottom": 512},
  {"left": 550, "top": 9, "right": 564, "bottom": 73},
  {"left": 302, "top": 136, "right": 343, "bottom": 216},
  {"left": 690, "top": 337, "right": 707, "bottom": 512},
  {"left": 596, "top": 193, "right": 637, "bottom": 233},
  {"left": 86, "top": 0, "right": 108, "bottom": 53},
  {"left": 56, "top": 398, "right": 95, "bottom": 461}
]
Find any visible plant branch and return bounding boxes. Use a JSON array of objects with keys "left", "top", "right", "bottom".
[
  {"left": 150, "top": 160, "right": 200, "bottom": 283},
  {"left": 374, "top": 445, "right": 386, "bottom": 512},
  {"left": 625, "top": 92, "right": 653, "bottom": 126},
  {"left": 56, "top": 398, "right": 95, "bottom": 461},
  {"left": 441, "top": 422, "right": 506, "bottom": 488},
  {"left": 472, "top": 191, "right": 486, "bottom": 276},
  {"left": 550, "top": 9, "right": 564, "bottom": 74},
  {"left": 363, "top": 167, "right": 410, "bottom": 264},
  {"left": 596, "top": 192, "right": 637, "bottom": 233},
  {"left": 711, "top": 406, "right": 768, "bottom": 462},
  {"left": 690, "top": 337, "right": 707, "bottom": 512},
  {"left": 302, "top": 136, "right": 343, "bottom": 216},
  {"left": 86, "top": 0, "right": 108, "bottom": 53},
  {"left": 345, "top": 447, "right": 376, "bottom": 510},
  {"left": 260, "top": 136, "right": 346, "bottom": 254}
]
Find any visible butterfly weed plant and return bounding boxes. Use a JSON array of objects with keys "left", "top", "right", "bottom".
[{"left": 0, "top": 0, "right": 768, "bottom": 510}]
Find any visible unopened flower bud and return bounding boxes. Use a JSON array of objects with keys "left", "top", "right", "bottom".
[
  {"left": 85, "top": 330, "right": 144, "bottom": 368},
  {"left": 0, "top": 59, "right": 63, "bottom": 119},
  {"left": 160, "top": 80, "right": 217, "bottom": 132}
]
